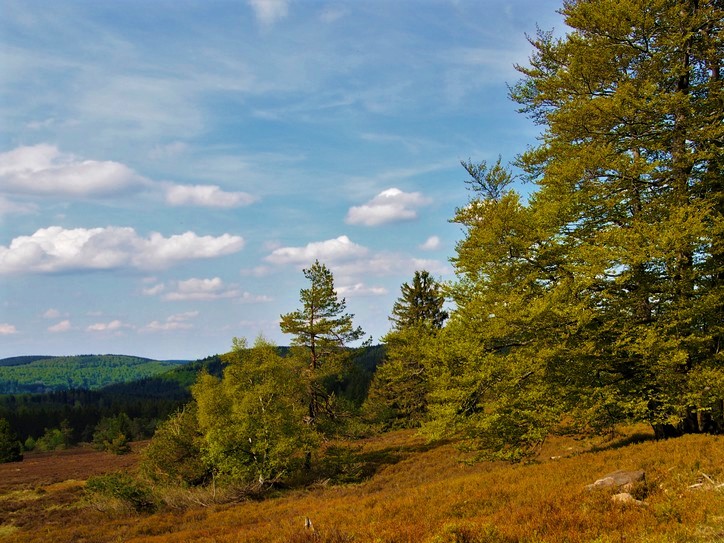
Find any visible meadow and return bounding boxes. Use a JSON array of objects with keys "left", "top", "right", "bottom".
[{"left": 1, "top": 426, "right": 723, "bottom": 543}]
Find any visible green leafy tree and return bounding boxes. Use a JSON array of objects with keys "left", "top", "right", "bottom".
[
  {"left": 280, "top": 260, "right": 366, "bottom": 431},
  {"left": 365, "top": 271, "right": 448, "bottom": 428},
  {"left": 192, "top": 336, "right": 316, "bottom": 486},
  {"left": 93, "top": 413, "right": 132, "bottom": 455},
  {"left": 35, "top": 420, "right": 75, "bottom": 451},
  {"left": 142, "top": 404, "right": 210, "bottom": 487},
  {"left": 427, "top": 0, "right": 723, "bottom": 459},
  {"left": 0, "top": 417, "right": 23, "bottom": 463}
]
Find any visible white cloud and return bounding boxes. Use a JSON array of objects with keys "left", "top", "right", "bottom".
[
  {"left": 345, "top": 188, "right": 432, "bottom": 226},
  {"left": 337, "top": 283, "right": 388, "bottom": 297},
  {"left": 43, "top": 308, "right": 61, "bottom": 319},
  {"left": 168, "top": 311, "right": 199, "bottom": 322},
  {"left": 0, "top": 323, "right": 18, "bottom": 335},
  {"left": 149, "top": 141, "right": 188, "bottom": 159},
  {"left": 0, "top": 144, "right": 146, "bottom": 198},
  {"left": 420, "top": 235, "right": 441, "bottom": 251},
  {"left": 141, "top": 320, "right": 194, "bottom": 333},
  {"left": 163, "top": 277, "right": 240, "bottom": 301},
  {"left": 240, "top": 265, "right": 272, "bottom": 277},
  {"left": 142, "top": 283, "right": 166, "bottom": 296},
  {"left": 48, "top": 320, "right": 71, "bottom": 333},
  {"left": 248, "top": 0, "right": 289, "bottom": 26},
  {"left": 333, "top": 253, "right": 450, "bottom": 280},
  {"left": 140, "top": 311, "right": 198, "bottom": 333},
  {"left": 86, "top": 319, "right": 130, "bottom": 332},
  {"left": 0, "top": 226, "right": 245, "bottom": 274},
  {"left": 266, "top": 235, "right": 368, "bottom": 265},
  {"left": 165, "top": 184, "right": 256, "bottom": 208}
]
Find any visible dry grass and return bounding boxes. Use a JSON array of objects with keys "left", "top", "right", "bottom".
[{"left": 1, "top": 428, "right": 724, "bottom": 542}]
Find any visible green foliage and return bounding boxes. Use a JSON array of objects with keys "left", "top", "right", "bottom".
[
  {"left": 193, "top": 336, "right": 317, "bottom": 486},
  {"left": 85, "top": 472, "right": 156, "bottom": 513},
  {"left": 0, "top": 354, "right": 189, "bottom": 393},
  {"left": 389, "top": 270, "right": 448, "bottom": 331},
  {"left": 141, "top": 404, "right": 210, "bottom": 486},
  {"left": 280, "top": 260, "right": 367, "bottom": 430},
  {"left": 35, "top": 420, "right": 75, "bottom": 451},
  {"left": 0, "top": 417, "right": 23, "bottom": 463},
  {"left": 92, "top": 413, "right": 133, "bottom": 454},
  {"left": 366, "top": 271, "right": 447, "bottom": 429},
  {"left": 426, "top": 0, "right": 724, "bottom": 459}
]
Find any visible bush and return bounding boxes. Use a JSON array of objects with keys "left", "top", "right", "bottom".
[{"left": 85, "top": 472, "right": 156, "bottom": 513}]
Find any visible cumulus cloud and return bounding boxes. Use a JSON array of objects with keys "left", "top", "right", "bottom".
[
  {"left": 86, "top": 319, "right": 131, "bottom": 332},
  {"left": 150, "top": 277, "right": 271, "bottom": 303},
  {"left": 0, "top": 144, "right": 259, "bottom": 209},
  {"left": 248, "top": 0, "right": 289, "bottom": 25},
  {"left": 345, "top": 188, "right": 432, "bottom": 226},
  {"left": 165, "top": 184, "right": 256, "bottom": 208},
  {"left": 0, "top": 226, "right": 245, "bottom": 274},
  {"left": 420, "top": 235, "right": 441, "bottom": 251},
  {"left": 43, "top": 308, "right": 61, "bottom": 319},
  {"left": 163, "top": 277, "right": 240, "bottom": 301},
  {"left": 0, "top": 144, "right": 146, "bottom": 197},
  {"left": 141, "top": 311, "right": 199, "bottom": 333},
  {"left": 0, "top": 323, "right": 18, "bottom": 335},
  {"left": 48, "top": 320, "right": 71, "bottom": 333},
  {"left": 337, "top": 283, "right": 388, "bottom": 297},
  {"left": 333, "top": 253, "right": 450, "bottom": 280},
  {"left": 266, "top": 235, "right": 368, "bottom": 265}
]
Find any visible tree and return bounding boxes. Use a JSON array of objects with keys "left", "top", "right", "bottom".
[
  {"left": 280, "top": 260, "right": 366, "bottom": 430},
  {"left": 427, "top": 0, "right": 723, "bottom": 459},
  {"left": 141, "top": 404, "right": 211, "bottom": 487},
  {"left": 93, "top": 413, "right": 132, "bottom": 455},
  {"left": 192, "top": 336, "right": 316, "bottom": 486},
  {"left": 389, "top": 270, "right": 448, "bottom": 330},
  {"left": 365, "top": 271, "right": 448, "bottom": 428},
  {"left": 0, "top": 417, "right": 22, "bottom": 463}
]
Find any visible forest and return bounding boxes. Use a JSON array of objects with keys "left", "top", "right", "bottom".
[{"left": 0, "top": 0, "right": 722, "bottom": 541}]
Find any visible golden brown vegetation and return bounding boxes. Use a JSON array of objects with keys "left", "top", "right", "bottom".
[{"left": 1, "top": 428, "right": 723, "bottom": 542}]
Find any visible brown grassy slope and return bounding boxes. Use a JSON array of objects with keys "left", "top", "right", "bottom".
[{"left": 1, "top": 429, "right": 724, "bottom": 543}]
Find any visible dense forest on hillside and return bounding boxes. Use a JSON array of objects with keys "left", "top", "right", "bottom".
[{"left": 0, "top": 355, "right": 190, "bottom": 394}]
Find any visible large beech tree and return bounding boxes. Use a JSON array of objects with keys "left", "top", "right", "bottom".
[{"left": 427, "top": 0, "right": 723, "bottom": 458}]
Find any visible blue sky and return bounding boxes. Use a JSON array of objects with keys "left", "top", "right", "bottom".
[{"left": 0, "top": 0, "right": 564, "bottom": 360}]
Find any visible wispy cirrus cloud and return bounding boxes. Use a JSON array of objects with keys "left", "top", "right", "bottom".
[
  {"left": 248, "top": 0, "right": 290, "bottom": 26},
  {"left": 0, "top": 226, "right": 244, "bottom": 275},
  {"left": 346, "top": 188, "right": 432, "bottom": 226}
]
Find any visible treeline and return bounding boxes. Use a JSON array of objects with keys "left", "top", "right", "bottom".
[{"left": 0, "top": 354, "right": 190, "bottom": 394}]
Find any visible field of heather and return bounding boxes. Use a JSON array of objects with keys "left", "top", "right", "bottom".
[{"left": 1, "top": 429, "right": 723, "bottom": 543}]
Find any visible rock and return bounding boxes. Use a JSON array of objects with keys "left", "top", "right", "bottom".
[{"left": 586, "top": 470, "right": 645, "bottom": 491}]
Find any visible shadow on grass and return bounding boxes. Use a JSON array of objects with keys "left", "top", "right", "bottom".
[
  {"left": 315, "top": 439, "right": 446, "bottom": 485},
  {"left": 587, "top": 431, "right": 655, "bottom": 454}
]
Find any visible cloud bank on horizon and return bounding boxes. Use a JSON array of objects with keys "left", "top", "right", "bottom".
[{"left": 0, "top": 0, "right": 564, "bottom": 359}]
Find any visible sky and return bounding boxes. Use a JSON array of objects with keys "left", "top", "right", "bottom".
[{"left": 0, "top": 0, "right": 565, "bottom": 360}]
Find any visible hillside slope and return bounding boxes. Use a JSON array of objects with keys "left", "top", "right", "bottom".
[
  {"left": 1, "top": 427, "right": 722, "bottom": 542},
  {"left": 0, "top": 355, "right": 190, "bottom": 394}
]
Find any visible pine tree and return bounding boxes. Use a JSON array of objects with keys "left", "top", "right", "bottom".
[
  {"left": 280, "top": 260, "right": 365, "bottom": 429},
  {"left": 0, "top": 417, "right": 22, "bottom": 463}
]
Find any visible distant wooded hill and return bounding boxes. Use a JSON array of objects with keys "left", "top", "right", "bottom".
[{"left": 0, "top": 354, "right": 191, "bottom": 394}]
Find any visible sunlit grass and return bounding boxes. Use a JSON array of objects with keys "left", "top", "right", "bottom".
[{"left": 2, "top": 427, "right": 724, "bottom": 542}]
